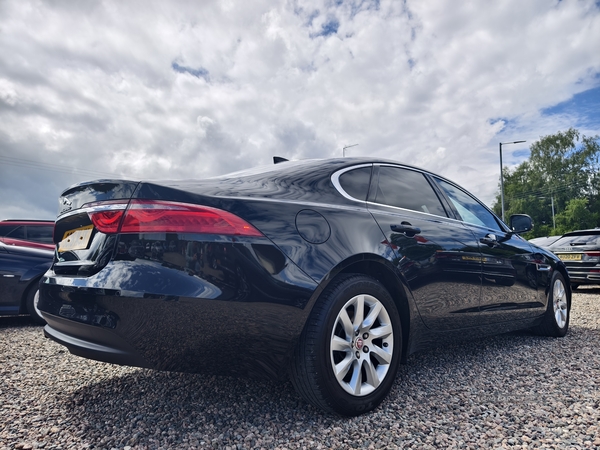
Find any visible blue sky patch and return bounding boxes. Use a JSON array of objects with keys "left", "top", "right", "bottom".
[
  {"left": 318, "top": 18, "right": 339, "bottom": 37},
  {"left": 512, "top": 149, "right": 530, "bottom": 158},
  {"left": 348, "top": 0, "right": 381, "bottom": 18},
  {"left": 542, "top": 84, "right": 600, "bottom": 129},
  {"left": 172, "top": 62, "right": 210, "bottom": 81}
]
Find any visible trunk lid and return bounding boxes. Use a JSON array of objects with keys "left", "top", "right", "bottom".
[{"left": 53, "top": 180, "right": 140, "bottom": 275}]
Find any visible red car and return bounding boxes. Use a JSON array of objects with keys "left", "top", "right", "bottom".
[{"left": 0, "top": 220, "right": 55, "bottom": 250}]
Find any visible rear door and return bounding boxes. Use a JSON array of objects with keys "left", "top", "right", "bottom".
[
  {"left": 432, "top": 177, "right": 544, "bottom": 323},
  {"left": 366, "top": 164, "right": 483, "bottom": 330}
]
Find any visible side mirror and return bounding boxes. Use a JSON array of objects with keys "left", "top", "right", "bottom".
[{"left": 509, "top": 214, "right": 533, "bottom": 234}]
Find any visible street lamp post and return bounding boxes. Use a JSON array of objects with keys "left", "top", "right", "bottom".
[
  {"left": 499, "top": 140, "right": 526, "bottom": 222},
  {"left": 551, "top": 195, "right": 556, "bottom": 230},
  {"left": 539, "top": 195, "right": 556, "bottom": 230}
]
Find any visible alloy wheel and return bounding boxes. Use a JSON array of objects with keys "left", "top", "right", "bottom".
[
  {"left": 553, "top": 278, "right": 568, "bottom": 329},
  {"left": 329, "top": 293, "right": 394, "bottom": 396}
]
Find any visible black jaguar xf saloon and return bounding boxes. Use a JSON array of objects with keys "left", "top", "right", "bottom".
[{"left": 39, "top": 158, "right": 570, "bottom": 416}]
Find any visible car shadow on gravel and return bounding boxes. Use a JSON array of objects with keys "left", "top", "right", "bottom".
[
  {"left": 0, "top": 315, "right": 40, "bottom": 328},
  {"left": 61, "top": 369, "right": 333, "bottom": 448},
  {"left": 56, "top": 319, "right": 600, "bottom": 449},
  {"left": 573, "top": 285, "right": 600, "bottom": 294}
]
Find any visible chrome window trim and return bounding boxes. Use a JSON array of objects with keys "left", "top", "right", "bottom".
[
  {"left": 376, "top": 162, "right": 430, "bottom": 175},
  {"left": 366, "top": 199, "right": 505, "bottom": 234},
  {"left": 331, "top": 164, "right": 374, "bottom": 203},
  {"left": 365, "top": 200, "right": 454, "bottom": 222},
  {"left": 330, "top": 161, "right": 506, "bottom": 231}
]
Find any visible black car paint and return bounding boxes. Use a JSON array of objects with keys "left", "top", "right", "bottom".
[
  {"left": 0, "top": 241, "right": 53, "bottom": 318},
  {"left": 39, "top": 158, "right": 568, "bottom": 381}
]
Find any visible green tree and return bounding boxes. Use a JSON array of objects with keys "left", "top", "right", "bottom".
[
  {"left": 554, "top": 198, "right": 598, "bottom": 234},
  {"left": 492, "top": 128, "right": 600, "bottom": 237}
]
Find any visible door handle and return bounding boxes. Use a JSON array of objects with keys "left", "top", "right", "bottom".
[
  {"left": 480, "top": 234, "right": 498, "bottom": 247},
  {"left": 391, "top": 223, "right": 421, "bottom": 237}
]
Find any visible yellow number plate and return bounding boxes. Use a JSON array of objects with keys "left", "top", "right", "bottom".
[
  {"left": 557, "top": 253, "right": 582, "bottom": 261},
  {"left": 59, "top": 225, "right": 94, "bottom": 252}
]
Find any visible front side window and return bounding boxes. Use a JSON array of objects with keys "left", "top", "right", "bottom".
[
  {"left": 375, "top": 166, "right": 447, "bottom": 217},
  {"left": 435, "top": 178, "right": 501, "bottom": 231}
]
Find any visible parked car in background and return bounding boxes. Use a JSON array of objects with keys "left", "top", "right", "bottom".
[
  {"left": 0, "top": 219, "right": 55, "bottom": 250},
  {"left": 39, "top": 157, "right": 570, "bottom": 416},
  {"left": 529, "top": 235, "right": 561, "bottom": 249},
  {"left": 0, "top": 241, "right": 53, "bottom": 323},
  {"left": 547, "top": 229, "right": 600, "bottom": 289}
]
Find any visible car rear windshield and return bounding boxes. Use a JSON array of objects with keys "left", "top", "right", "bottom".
[{"left": 549, "top": 233, "right": 600, "bottom": 249}]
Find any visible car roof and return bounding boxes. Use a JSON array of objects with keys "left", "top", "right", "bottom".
[
  {"left": 150, "top": 157, "right": 459, "bottom": 192},
  {"left": 141, "top": 157, "right": 470, "bottom": 205},
  {"left": 60, "top": 158, "right": 453, "bottom": 194},
  {"left": 559, "top": 228, "right": 600, "bottom": 237}
]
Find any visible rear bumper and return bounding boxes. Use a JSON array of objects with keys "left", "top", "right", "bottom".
[
  {"left": 565, "top": 268, "right": 600, "bottom": 284},
  {"left": 38, "top": 241, "right": 316, "bottom": 379},
  {"left": 43, "top": 315, "right": 152, "bottom": 368}
]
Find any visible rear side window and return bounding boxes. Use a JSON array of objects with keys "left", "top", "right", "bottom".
[
  {"left": 375, "top": 166, "right": 447, "bottom": 217},
  {"left": 338, "top": 167, "right": 372, "bottom": 201},
  {"left": 27, "top": 225, "right": 54, "bottom": 243}
]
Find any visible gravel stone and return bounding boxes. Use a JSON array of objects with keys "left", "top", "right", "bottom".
[{"left": 1, "top": 287, "right": 599, "bottom": 449}]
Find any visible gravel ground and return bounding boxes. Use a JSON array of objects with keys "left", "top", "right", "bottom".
[{"left": 1, "top": 288, "right": 599, "bottom": 450}]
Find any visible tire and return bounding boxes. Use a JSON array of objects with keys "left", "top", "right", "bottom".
[
  {"left": 533, "top": 271, "right": 569, "bottom": 337},
  {"left": 26, "top": 284, "right": 46, "bottom": 325},
  {"left": 290, "top": 274, "right": 402, "bottom": 416}
]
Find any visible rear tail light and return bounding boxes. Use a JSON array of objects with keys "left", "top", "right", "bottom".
[
  {"left": 584, "top": 252, "right": 600, "bottom": 262},
  {"left": 84, "top": 201, "right": 130, "bottom": 234},
  {"left": 87, "top": 200, "right": 263, "bottom": 237}
]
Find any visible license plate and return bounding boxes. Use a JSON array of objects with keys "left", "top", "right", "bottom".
[
  {"left": 59, "top": 225, "right": 94, "bottom": 252},
  {"left": 557, "top": 253, "right": 582, "bottom": 261}
]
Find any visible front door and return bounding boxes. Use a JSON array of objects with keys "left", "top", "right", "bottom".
[{"left": 432, "top": 177, "right": 543, "bottom": 324}]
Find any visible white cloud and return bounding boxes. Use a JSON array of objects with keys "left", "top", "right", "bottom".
[{"left": 0, "top": 0, "right": 599, "bottom": 220}]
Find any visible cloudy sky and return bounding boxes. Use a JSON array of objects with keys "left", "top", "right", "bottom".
[{"left": 1, "top": 0, "right": 599, "bottom": 220}]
